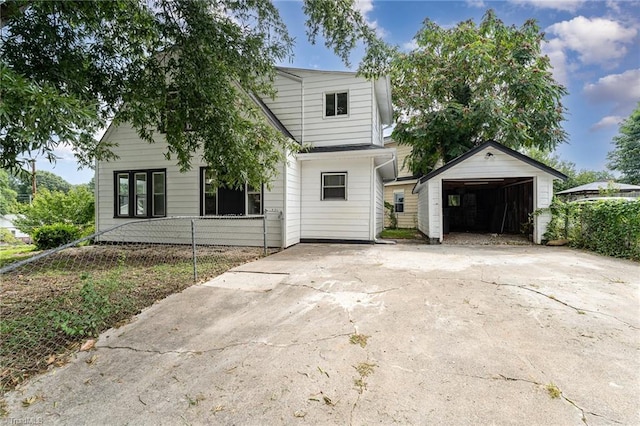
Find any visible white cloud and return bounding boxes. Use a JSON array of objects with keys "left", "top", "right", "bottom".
[
  {"left": 511, "top": 0, "right": 586, "bottom": 12},
  {"left": 583, "top": 68, "right": 640, "bottom": 114},
  {"left": 542, "top": 38, "right": 569, "bottom": 86},
  {"left": 545, "top": 16, "right": 637, "bottom": 66},
  {"left": 354, "top": 0, "right": 387, "bottom": 38},
  {"left": 590, "top": 115, "right": 623, "bottom": 131},
  {"left": 466, "top": 0, "right": 486, "bottom": 8},
  {"left": 402, "top": 39, "right": 418, "bottom": 51},
  {"left": 606, "top": 0, "right": 621, "bottom": 14}
]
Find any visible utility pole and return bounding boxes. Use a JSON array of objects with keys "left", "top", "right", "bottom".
[{"left": 30, "top": 159, "right": 36, "bottom": 197}]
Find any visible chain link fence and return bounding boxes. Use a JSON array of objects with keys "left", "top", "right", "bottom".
[{"left": 1, "top": 216, "right": 276, "bottom": 394}]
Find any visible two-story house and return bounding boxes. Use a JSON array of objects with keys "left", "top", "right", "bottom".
[{"left": 94, "top": 67, "right": 396, "bottom": 248}]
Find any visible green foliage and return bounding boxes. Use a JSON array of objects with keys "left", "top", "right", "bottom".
[
  {"left": 0, "top": 228, "right": 22, "bottom": 245},
  {"left": 13, "top": 187, "right": 94, "bottom": 235},
  {"left": 9, "top": 170, "right": 72, "bottom": 200},
  {"left": 384, "top": 201, "right": 398, "bottom": 229},
  {"left": 391, "top": 10, "right": 568, "bottom": 174},
  {"left": 1, "top": 0, "right": 389, "bottom": 189},
  {"left": 524, "top": 147, "right": 614, "bottom": 192},
  {"left": 0, "top": 169, "right": 18, "bottom": 214},
  {"left": 608, "top": 102, "right": 640, "bottom": 185},
  {"left": 545, "top": 198, "right": 640, "bottom": 260},
  {"left": 32, "top": 223, "right": 81, "bottom": 250}
]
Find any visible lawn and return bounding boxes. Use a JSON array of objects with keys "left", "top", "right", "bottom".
[
  {"left": 0, "top": 245, "right": 37, "bottom": 268},
  {"left": 0, "top": 244, "right": 268, "bottom": 393},
  {"left": 380, "top": 228, "right": 422, "bottom": 239}
]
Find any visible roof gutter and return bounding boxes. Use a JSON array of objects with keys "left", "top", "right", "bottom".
[{"left": 372, "top": 152, "right": 397, "bottom": 244}]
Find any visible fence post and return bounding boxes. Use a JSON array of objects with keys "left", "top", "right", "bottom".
[
  {"left": 263, "top": 212, "right": 267, "bottom": 256},
  {"left": 191, "top": 219, "right": 198, "bottom": 282}
]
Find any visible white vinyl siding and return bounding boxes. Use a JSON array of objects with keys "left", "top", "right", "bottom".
[
  {"left": 96, "top": 122, "right": 283, "bottom": 247},
  {"left": 283, "top": 152, "right": 301, "bottom": 247},
  {"left": 300, "top": 157, "right": 372, "bottom": 241},
  {"left": 375, "top": 170, "right": 384, "bottom": 236},
  {"left": 269, "top": 69, "right": 374, "bottom": 148}
]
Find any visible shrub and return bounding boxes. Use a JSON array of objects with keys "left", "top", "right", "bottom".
[
  {"left": 545, "top": 198, "right": 640, "bottom": 260},
  {"left": 0, "top": 228, "right": 22, "bottom": 245},
  {"left": 33, "top": 223, "right": 81, "bottom": 250},
  {"left": 384, "top": 201, "right": 398, "bottom": 229}
]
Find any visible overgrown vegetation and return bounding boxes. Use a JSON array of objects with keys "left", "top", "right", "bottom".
[
  {"left": 384, "top": 201, "right": 398, "bottom": 229},
  {"left": 545, "top": 198, "right": 640, "bottom": 260},
  {"left": 0, "top": 245, "right": 265, "bottom": 393}
]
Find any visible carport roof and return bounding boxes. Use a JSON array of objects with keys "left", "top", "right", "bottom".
[{"left": 417, "top": 140, "right": 568, "bottom": 184}]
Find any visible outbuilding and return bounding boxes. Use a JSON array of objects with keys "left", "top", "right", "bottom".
[{"left": 413, "top": 141, "right": 566, "bottom": 244}]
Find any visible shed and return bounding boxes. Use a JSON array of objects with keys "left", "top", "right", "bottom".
[{"left": 413, "top": 141, "right": 567, "bottom": 244}]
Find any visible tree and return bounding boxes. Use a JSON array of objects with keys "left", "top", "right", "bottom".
[
  {"left": 10, "top": 170, "right": 72, "bottom": 199},
  {"left": 524, "top": 148, "right": 614, "bottom": 192},
  {"left": 12, "top": 187, "right": 94, "bottom": 235},
  {"left": 0, "top": 169, "right": 18, "bottom": 214},
  {"left": 1, "top": 0, "right": 390, "bottom": 189},
  {"left": 608, "top": 103, "right": 640, "bottom": 185},
  {"left": 391, "top": 10, "right": 568, "bottom": 174}
]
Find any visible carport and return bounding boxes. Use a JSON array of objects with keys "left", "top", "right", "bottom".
[{"left": 413, "top": 141, "right": 566, "bottom": 244}]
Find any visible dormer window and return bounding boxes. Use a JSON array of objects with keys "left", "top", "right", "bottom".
[{"left": 325, "top": 91, "right": 348, "bottom": 117}]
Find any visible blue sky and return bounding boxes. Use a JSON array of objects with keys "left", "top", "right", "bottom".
[{"left": 39, "top": 0, "right": 639, "bottom": 184}]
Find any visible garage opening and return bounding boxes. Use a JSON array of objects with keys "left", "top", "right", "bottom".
[{"left": 442, "top": 178, "right": 533, "bottom": 235}]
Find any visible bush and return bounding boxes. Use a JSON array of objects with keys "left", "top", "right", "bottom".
[
  {"left": 33, "top": 223, "right": 81, "bottom": 250},
  {"left": 545, "top": 198, "right": 640, "bottom": 260},
  {"left": 0, "top": 228, "right": 23, "bottom": 245}
]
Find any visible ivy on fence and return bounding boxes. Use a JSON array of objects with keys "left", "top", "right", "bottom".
[{"left": 544, "top": 199, "right": 640, "bottom": 260}]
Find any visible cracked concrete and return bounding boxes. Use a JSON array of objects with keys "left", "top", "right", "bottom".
[{"left": 2, "top": 243, "right": 639, "bottom": 425}]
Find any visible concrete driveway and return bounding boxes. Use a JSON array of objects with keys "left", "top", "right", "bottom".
[{"left": 4, "top": 244, "right": 639, "bottom": 425}]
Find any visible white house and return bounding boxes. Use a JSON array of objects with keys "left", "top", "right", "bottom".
[
  {"left": 413, "top": 141, "right": 566, "bottom": 244},
  {"left": 94, "top": 67, "right": 396, "bottom": 248},
  {"left": 0, "top": 214, "right": 30, "bottom": 243}
]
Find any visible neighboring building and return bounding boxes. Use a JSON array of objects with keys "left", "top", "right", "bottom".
[
  {"left": 556, "top": 181, "right": 640, "bottom": 201},
  {"left": 383, "top": 137, "right": 420, "bottom": 229},
  {"left": 95, "top": 67, "right": 396, "bottom": 248},
  {"left": 0, "top": 214, "right": 30, "bottom": 243},
  {"left": 413, "top": 141, "right": 566, "bottom": 244}
]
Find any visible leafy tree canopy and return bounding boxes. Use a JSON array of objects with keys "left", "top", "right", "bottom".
[
  {"left": 0, "top": 169, "right": 18, "bottom": 214},
  {"left": 1, "top": 0, "right": 390, "bottom": 189},
  {"left": 391, "top": 10, "right": 568, "bottom": 175},
  {"left": 607, "top": 103, "right": 640, "bottom": 185},
  {"left": 12, "top": 187, "right": 94, "bottom": 235},
  {"left": 9, "top": 169, "right": 72, "bottom": 199}
]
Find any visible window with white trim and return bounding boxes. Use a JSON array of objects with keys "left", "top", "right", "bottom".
[
  {"left": 200, "top": 168, "right": 262, "bottom": 215},
  {"left": 321, "top": 172, "right": 347, "bottom": 200},
  {"left": 325, "top": 91, "right": 348, "bottom": 117},
  {"left": 394, "top": 190, "right": 405, "bottom": 213},
  {"left": 115, "top": 170, "right": 166, "bottom": 218}
]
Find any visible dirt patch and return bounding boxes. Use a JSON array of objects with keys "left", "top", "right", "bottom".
[{"left": 0, "top": 244, "right": 269, "bottom": 393}]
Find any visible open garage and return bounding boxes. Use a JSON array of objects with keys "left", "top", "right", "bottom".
[{"left": 413, "top": 141, "right": 566, "bottom": 244}]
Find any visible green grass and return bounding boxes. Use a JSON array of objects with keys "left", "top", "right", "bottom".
[
  {"left": 0, "top": 245, "right": 37, "bottom": 268},
  {"left": 380, "top": 228, "right": 421, "bottom": 239}
]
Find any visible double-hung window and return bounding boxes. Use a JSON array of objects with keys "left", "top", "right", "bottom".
[
  {"left": 321, "top": 172, "right": 347, "bottom": 200},
  {"left": 115, "top": 170, "right": 166, "bottom": 218},
  {"left": 200, "top": 168, "right": 263, "bottom": 216},
  {"left": 325, "top": 91, "right": 348, "bottom": 117},
  {"left": 394, "top": 191, "right": 405, "bottom": 213}
]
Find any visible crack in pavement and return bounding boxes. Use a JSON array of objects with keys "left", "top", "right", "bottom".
[
  {"left": 444, "top": 372, "right": 622, "bottom": 425},
  {"left": 98, "top": 333, "right": 353, "bottom": 355},
  {"left": 281, "top": 282, "right": 410, "bottom": 296},
  {"left": 479, "top": 279, "right": 639, "bottom": 330}
]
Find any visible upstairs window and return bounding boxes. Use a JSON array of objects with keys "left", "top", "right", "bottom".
[
  {"left": 322, "top": 172, "right": 347, "bottom": 200},
  {"left": 115, "top": 170, "right": 166, "bottom": 218},
  {"left": 200, "top": 168, "right": 262, "bottom": 216},
  {"left": 325, "top": 91, "right": 348, "bottom": 117}
]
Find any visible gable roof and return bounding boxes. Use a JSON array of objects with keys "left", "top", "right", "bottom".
[
  {"left": 556, "top": 181, "right": 640, "bottom": 195},
  {"left": 417, "top": 140, "right": 568, "bottom": 184}
]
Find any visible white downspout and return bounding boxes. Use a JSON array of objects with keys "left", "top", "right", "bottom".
[{"left": 372, "top": 153, "right": 396, "bottom": 244}]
